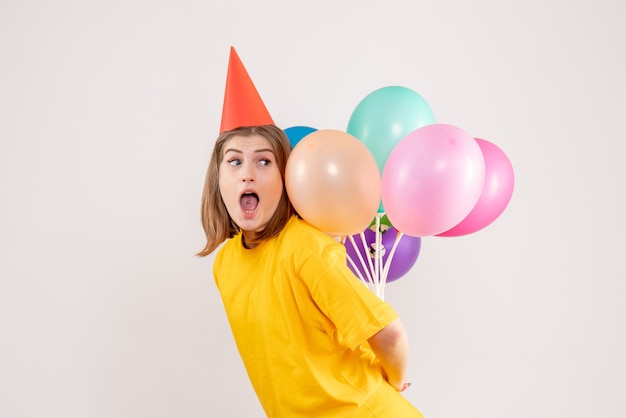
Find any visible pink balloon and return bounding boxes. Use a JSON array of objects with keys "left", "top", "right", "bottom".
[
  {"left": 437, "top": 138, "right": 514, "bottom": 236},
  {"left": 381, "top": 124, "right": 485, "bottom": 237}
]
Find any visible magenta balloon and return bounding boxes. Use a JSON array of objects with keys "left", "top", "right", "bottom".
[
  {"left": 381, "top": 124, "right": 485, "bottom": 237},
  {"left": 437, "top": 138, "right": 514, "bottom": 237},
  {"left": 344, "top": 227, "right": 421, "bottom": 283}
]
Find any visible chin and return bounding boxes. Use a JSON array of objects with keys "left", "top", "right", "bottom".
[{"left": 237, "top": 218, "right": 264, "bottom": 233}]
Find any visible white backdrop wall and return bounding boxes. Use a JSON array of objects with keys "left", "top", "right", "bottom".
[{"left": 1, "top": 0, "right": 625, "bottom": 417}]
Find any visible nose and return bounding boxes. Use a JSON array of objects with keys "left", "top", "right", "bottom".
[{"left": 241, "top": 166, "right": 254, "bottom": 182}]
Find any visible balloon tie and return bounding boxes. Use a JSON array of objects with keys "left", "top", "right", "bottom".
[
  {"left": 347, "top": 234, "right": 375, "bottom": 288},
  {"left": 347, "top": 213, "right": 408, "bottom": 301},
  {"left": 374, "top": 214, "right": 383, "bottom": 298},
  {"left": 380, "top": 229, "right": 404, "bottom": 299}
]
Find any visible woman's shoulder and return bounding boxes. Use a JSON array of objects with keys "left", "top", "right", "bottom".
[
  {"left": 214, "top": 233, "right": 242, "bottom": 260},
  {"left": 283, "top": 216, "right": 337, "bottom": 243},
  {"left": 279, "top": 216, "right": 346, "bottom": 259}
]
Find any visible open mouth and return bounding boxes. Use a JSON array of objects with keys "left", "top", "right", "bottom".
[{"left": 240, "top": 192, "right": 259, "bottom": 213}]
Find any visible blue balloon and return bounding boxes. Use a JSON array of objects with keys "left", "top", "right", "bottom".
[
  {"left": 347, "top": 86, "right": 435, "bottom": 174},
  {"left": 284, "top": 126, "right": 317, "bottom": 148}
]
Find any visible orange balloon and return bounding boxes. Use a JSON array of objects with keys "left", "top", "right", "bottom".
[{"left": 285, "top": 129, "right": 380, "bottom": 236}]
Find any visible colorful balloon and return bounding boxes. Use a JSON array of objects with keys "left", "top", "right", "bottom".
[
  {"left": 437, "top": 138, "right": 514, "bottom": 236},
  {"left": 381, "top": 124, "right": 485, "bottom": 237},
  {"left": 345, "top": 227, "right": 421, "bottom": 283},
  {"left": 284, "top": 126, "right": 317, "bottom": 148},
  {"left": 347, "top": 86, "right": 435, "bottom": 174},
  {"left": 285, "top": 129, "right": 380, "bottom": 236}
]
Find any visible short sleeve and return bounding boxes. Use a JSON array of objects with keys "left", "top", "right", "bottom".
[{"left": 298, "top": 242, "right": 398, "bottom": 351}]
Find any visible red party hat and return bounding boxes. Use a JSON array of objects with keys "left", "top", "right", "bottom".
[{"left": 220, "top": 47, "right": 274, "bottom": 133}]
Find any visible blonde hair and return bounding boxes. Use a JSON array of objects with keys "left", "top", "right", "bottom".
[{"left": 197, "top": 125, "right": 294, "bottom": 256}]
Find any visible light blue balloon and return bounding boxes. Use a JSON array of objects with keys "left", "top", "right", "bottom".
[
  {"left": 284, "top": 126, "right": 317, "bottom": 148},
  {"left": 347, "top": 86, "right": 435, "bottom": 212},
  {"left": 347, "top": 86, "right": 435, "bottom": 174}
]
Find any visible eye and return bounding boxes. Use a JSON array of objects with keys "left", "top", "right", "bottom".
[
  {"left": 227, "top": 158, "right": 241, "bottom": 166},
  {"left": 258, "top": 158, "right": 271, "bottom": 167}
]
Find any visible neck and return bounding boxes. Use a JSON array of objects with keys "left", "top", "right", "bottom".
[{"left": 242, "top": 233, "right": 258, "bottom": 249}]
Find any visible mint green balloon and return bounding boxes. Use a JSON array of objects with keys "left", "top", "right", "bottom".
[{"left": 347, "top": 86, "right": 435, "bottom": 174}]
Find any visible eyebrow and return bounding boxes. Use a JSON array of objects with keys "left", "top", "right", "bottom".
[{"left": 223, "top": 147, "right": 274, "bottom": 154}]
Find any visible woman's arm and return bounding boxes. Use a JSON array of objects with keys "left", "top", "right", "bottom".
[{"left": 367, "top": 317, "right": 411, "bottom": 392}]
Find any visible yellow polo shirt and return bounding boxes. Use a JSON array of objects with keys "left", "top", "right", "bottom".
[{"left": 213, "top": 216, "right": 401, "bottom": 417}]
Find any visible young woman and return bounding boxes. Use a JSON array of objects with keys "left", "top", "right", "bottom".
[{"left": 198, "top": 124, "right": 423, "bottom": 417}]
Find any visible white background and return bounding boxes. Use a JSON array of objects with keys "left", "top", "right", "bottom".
[{"left": 1, "top": 0, "right": 625, "bottom": 417}]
